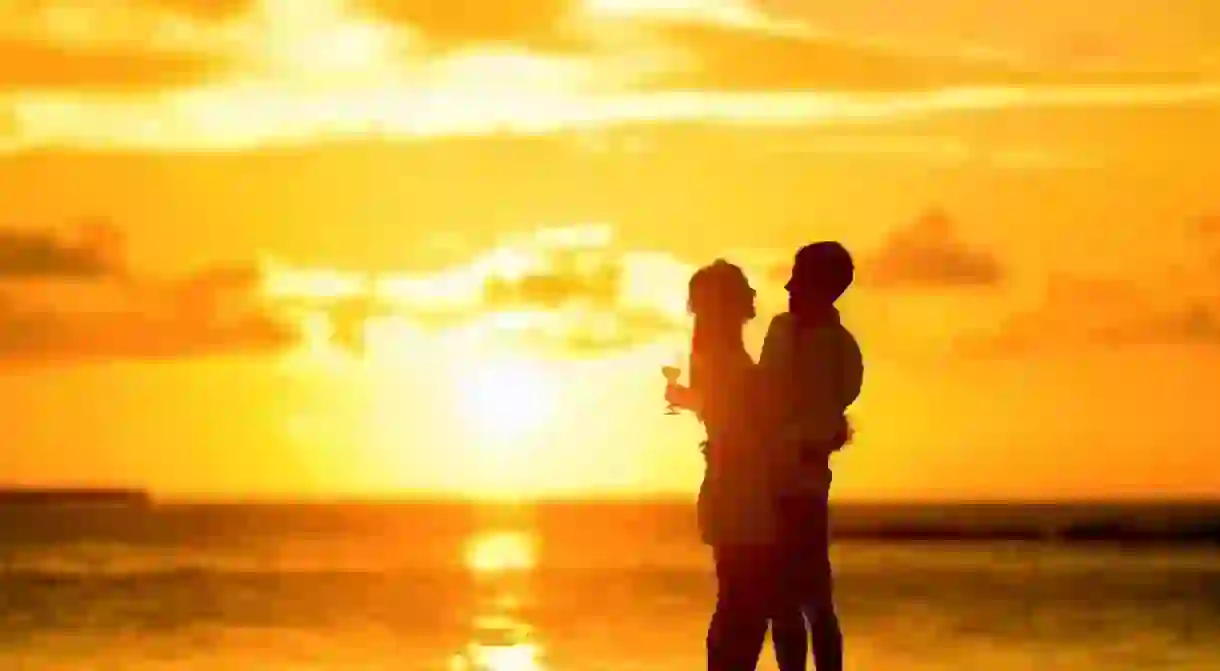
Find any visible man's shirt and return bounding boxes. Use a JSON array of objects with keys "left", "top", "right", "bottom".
[{"left": 758, "top": 310, "right": 863, "bottom": 492}]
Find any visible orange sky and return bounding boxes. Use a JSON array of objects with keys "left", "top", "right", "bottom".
[{"left": 1, "top": 0, "right": 1218, "bottom": 500}]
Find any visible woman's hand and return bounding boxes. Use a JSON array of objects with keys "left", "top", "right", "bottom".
[{"left": 664, "top": 382, "right": 701, "bottom": 413}]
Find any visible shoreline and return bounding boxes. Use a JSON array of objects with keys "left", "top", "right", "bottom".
[
  {"left": 0, "top": 488, "right": 152, "bottom": 506},
  {"left": 2, "top": 496, "right": 1217, "bottom": 545}
]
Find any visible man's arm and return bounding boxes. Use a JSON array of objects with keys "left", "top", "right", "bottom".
[
  {"left": 785, "top": 326, "right": 852, "bottom": 446},
  {"left": 841, "top": 329, "right": 863, "bottom": 407},
  {"left": 829, "top": 329, "right": 863, "bottom": 451}
]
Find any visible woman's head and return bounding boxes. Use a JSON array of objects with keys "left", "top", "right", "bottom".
[
  {"left": 687, "top": 259, "right": 756, "bottom": 325},
  {"left": 685, "top": 260, "right": 755, "bottom": 408},
  {"left": 686, "top": 260, "right": 755, "bottom": 378}
]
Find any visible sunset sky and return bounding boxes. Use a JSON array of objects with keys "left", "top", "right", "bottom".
[{"left": 2, "top": 0, "right": 1218, "bottom": 500}]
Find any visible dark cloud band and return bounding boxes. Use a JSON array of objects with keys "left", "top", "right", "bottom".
[{"left": 0, "top": 40, "right": 226, "bottom": 93}]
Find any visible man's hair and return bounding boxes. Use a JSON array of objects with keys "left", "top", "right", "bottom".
[{"left": 790, "top": 241, "right": 854, "bottom": 302}]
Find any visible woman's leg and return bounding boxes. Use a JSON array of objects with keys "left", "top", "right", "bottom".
[{"left": 707, "top": 544, "right": 771, "bottom": 671}]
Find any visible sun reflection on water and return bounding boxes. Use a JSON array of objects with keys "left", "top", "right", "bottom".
[
  {"left": 465, "top": 530, "right": 536, "bottom": 574},
  {"left": 456, "top": 528, "right": 545, "bottom": 670},
  {"left": 452, "top": 638, "right": 542, "bottom": 671}
]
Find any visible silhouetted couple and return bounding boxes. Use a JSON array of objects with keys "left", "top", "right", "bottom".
[{"left": 665, "top": 242, "right": 863, "bottom": 671}]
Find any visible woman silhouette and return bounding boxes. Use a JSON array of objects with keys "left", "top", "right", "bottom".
[{"left": 664, "top": 259, "right": 810, "bottom": 671}]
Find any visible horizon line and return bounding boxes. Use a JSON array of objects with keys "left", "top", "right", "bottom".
[{"left": 145, "top": 494, "right": 1220, "bottom": 506}]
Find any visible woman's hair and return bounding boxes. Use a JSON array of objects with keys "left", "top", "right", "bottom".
[{"left": 686, "top": 259, "right": 751, "bottom": 395}]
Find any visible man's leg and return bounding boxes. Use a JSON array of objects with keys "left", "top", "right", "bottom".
[
  {"left": 707, "top": 544, "right": 771, "bottom": 671},
  {"left": 801, "top": 499, "right": 842, "bottom": 671},
  {"left": 770, "top": 608, "right": 808, "bottom": 671},
  {"left": 803, "top": 562, "right": 842, "bottom": 671}
]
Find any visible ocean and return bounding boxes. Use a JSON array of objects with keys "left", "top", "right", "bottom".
[{"left": 1, "top": 501, "right": 1218, "bottom": 670}]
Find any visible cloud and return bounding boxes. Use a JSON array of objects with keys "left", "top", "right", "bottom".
[
  {"left": 0, "top": 224, "right": 124, "bottom": 279},
  {"left": 0, "top": 231, "right": 300, "bottom": 363},
  {"left": 950, "top": 216, "right": 1220, "bottom": 355},
  {"left": 358, "top": 0, "right": 580, "bottom": 50},
  {"left": 162, "top": 261, "right": 266, "bottom": 320},
  {"left": 433, "top": 224, "right": 691, "bottom": 352},
  {"left": 10, "top": 79, "right": 1219, "bottom": 153},
  {"left": 574, "top": 7, "right": 1213, "bottom": 92},
  {"left": 0, "top": 300, "right": 295, "bottom": 364},
  {"left": 958, "top": 276, "right": 1220, "bottom": 355},
  {"left": 11, "top": 0, "right": 253, "bottom": 23},
  {"left": 6, "top": 0, "right": 252, "bottom": 34},
  {"left": 344, "top": 0, "right": 1032, "bottom": 94},
  {"left": 0, "top": 104, "right": 18, "bottom": 144},
  {"left": 0, "top": 0, "right": 241, "bottom": 92},
  {"left": 0, "top": 0, "right": 1218, "bottom": 156},
  {"left": 1198, "top": 214, "right": 1220, "bottom": 273},
  {"left": 859, "top": 208, "right": 1003, "bottom": 288},
  {"left": 634, "top": 20, "right": 1014, "bottom": 92},
  {"left": 357, "top": 0, "right": 988, "bottom": 98},
  {"left": 0, "top": 40, "right": 224, "bottom": 92},
  {"left": 257, "top": 225, "right": 693, "bottom": 355},
  {"left": 0, "top": 0, "right": 1217, "bottom": 149},
  {"left": 479, "top": 232, "right": 621, "bottom": 310},
  {"left": 0, "top": 310, "right": 296, "bottom": 364},
  {"left": 0, "top": 222, "right": 695, "bottom": 365},
  {"left": 147, "top": 0, "right": 253, "bottom": 21}
]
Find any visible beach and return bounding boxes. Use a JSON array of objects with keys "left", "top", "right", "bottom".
[{"left": 2, "top": 501, "right": 1218, "bottom": 670}]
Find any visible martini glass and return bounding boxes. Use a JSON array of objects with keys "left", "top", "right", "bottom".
[{"left": 661, "top": 365, "right": 682, "bottom": 415}]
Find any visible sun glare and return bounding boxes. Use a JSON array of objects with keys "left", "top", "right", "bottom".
[{"left": 460, "top": 357, "right": 557, "bottom": 444}]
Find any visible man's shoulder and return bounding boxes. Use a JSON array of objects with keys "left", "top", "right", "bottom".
[
  {"left": 762, "top": 312, "right": 795, "bottom": 346},
  {"left": 801, "top": 316, "right": 862, "bottom": 365},
  {"left": 759, "top": 313, "right": 794, "bottom": 367},
  {"left": 765, "top": 311, "right": 859, "bottom": 354},
  {"left": 835, "top": 321, "right": 861, "bottom": 349},
  {"left": 767, "top": 312, "right": 794, "bottom": 330},
  {"left": 833, "top": 320, "right": 859, "bottom": 342}
]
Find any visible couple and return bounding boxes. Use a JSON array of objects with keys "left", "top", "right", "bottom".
[{"left": 665, "top": 242, "right": 863, "bottom": 671}]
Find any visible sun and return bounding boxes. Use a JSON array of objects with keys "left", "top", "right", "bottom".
[{"left": 460, "top": 357, "right": 557, "bottom": 443}]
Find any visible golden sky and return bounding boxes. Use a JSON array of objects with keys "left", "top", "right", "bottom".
[{"left": 1, "top": 0, "right": 1219, "bottom": 500}]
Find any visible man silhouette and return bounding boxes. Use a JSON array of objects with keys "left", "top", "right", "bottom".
[{"left": 758, "top": 241, "right": 862, "bottom": 671}]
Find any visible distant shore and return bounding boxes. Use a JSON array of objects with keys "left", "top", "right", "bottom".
[
  {"left": 6, "top": 493, "right": 1216, "bottom": 545},
  {"left": 129, "top": 497, "right": 1220, "bottom": 546},
  {"left": 0, "top": 488, "right": 151, "bottom": 506}
]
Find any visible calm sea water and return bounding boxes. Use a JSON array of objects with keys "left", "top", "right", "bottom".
[{"left": 1, "top": 502, "right": 1218, "bottom": 670}]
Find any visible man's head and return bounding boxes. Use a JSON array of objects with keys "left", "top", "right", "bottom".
[{"left": 786, "top": 241, "right": 854, "bottom": 312}]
